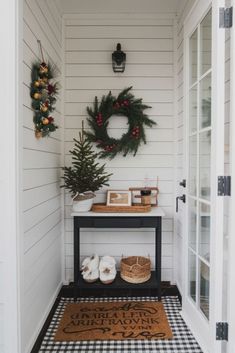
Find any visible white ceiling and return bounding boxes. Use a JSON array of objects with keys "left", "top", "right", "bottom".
[{"left": 55, "top": 0, "right": 184, "bottom": 14}]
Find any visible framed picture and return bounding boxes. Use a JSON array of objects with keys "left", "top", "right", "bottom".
[{"left": 107, "top": 190, "right": 132, "bottom": 206}]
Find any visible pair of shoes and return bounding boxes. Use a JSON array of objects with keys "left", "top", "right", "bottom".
[{"left": 81, "top": 254, "right": 117, "bottom": 284}]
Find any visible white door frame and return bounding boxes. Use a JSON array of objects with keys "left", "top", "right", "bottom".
[
  {"left": 0, "top": 0, "right": 23, "bottom": 352},
  {"left": 182, "top": 1, "right": 226, "bottom": 352},
  {"left": 227, "top": 1, "right": 235, "bottom": 352}
]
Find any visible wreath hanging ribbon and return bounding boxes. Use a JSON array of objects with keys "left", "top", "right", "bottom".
[{"left": 85, "top": 87, "right": 156, "bottom": 158}]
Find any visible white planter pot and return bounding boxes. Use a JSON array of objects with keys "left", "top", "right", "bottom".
[{"left": 72, "top": 197, "right": 94, "bottom": 212}]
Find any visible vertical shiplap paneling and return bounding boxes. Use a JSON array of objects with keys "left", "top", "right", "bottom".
[
  {"left": 22, "top": 0, "right": 62, "bottom": 352},
  {"left": 63, "top": 15, "right": 175, "bottom": 283}
]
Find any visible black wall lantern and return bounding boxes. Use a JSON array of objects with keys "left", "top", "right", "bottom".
[{"left": 112, "top": 43, "right": 126, "bottom": 73}]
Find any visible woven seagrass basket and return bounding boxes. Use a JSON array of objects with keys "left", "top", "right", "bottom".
[{"left": 120, "top": 256, "right": 151, "bottom": 284}]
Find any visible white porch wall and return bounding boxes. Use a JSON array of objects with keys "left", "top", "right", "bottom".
[
  {"left": 22, "top": 0, "right": 62, "bottom": 352},
  {"left": 63, "top": 14, "right": 175, "bottom": 283}
]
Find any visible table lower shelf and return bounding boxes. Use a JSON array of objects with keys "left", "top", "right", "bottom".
[{"left": 76, "top": 271, "right": 159, "bottom": 289}]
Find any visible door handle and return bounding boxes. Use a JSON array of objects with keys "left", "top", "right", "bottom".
[{"left": 176, "top": 194, "right": 186, "bottom": 212}]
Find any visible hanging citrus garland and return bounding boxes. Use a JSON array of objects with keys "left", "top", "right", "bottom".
[
  {"left": 30, "top": 40, "right": 59, "bottom": 138},
  {"left": 85, "top": 87, "right": 156, "bottom": 158}
]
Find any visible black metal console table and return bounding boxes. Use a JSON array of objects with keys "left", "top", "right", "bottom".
[{"left": 72, "top": 208, "right": 165, "bottom": 300}]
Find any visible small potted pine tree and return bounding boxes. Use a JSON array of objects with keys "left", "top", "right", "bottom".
[{"left": 61, "top": 126, "right": 112, "bottom": 212}]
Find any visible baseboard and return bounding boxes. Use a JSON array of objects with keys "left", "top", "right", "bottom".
[
  {"left": 29, "top": 281, "right": 62, "bottom": 353},
  {"left": 60, "top": 281, "right": 181, "bottom": 299},
  {"left": 180, "top": 309, "right": 209, "bottom": 353}
]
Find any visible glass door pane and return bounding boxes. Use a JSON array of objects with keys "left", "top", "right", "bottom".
[
  {"left": 189, "top": 86, "right": 197, "bottom": 133},
  {"left": 200, "top": 9, "right": 212, "bottom": 76},
  {"left": 200, "top": 260, "right": 210, "bottom": 319},
  {"left": 189, "top": 250, "right": 197, "bottom": 302},
  {"left": 200, "top": 73, "right": 211, "bottom": 129},
  {"left": 199, "top": 203, "right": 210, "bottom": 262},
  {"left": 189, "top": 135, "right": 197, "bottom": 196},
  {"left": 199, "top": 131, "right": 211, "bottom": 200},
  {"left": 189, "top": 198, "right": 197, "bottom": 251},
  {"left": 190, "top": 29, "right": 198, "bottom": 86},
  {"left": 187, "top": 8, "right": 212, "bottom": 321}
]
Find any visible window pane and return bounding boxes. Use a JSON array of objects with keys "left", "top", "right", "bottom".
[
  {"left": 200, "top": 260, "right": 210, "bottom": 319},
  {"left": 189, "top": 250, "right": 197, "bottom": 302},
  {"left": 200, "top": 74, "right": 211, "bottom": 129},
  {"left": 200, "top": 9, "right": 212, "bottom": 76},
  {"left": 189, "top": 135, "right": 197, "bottom": 196},
  {"left": 189, "top": 86, "right": 197, "bottom": 134},
  {"left": 199, "top": 131, "right": 211, "bottom": 200},
  {"left": 190, "top": 29, "right": 198, "bottom": 85},
  {"left": 199, "top": 203, "right": 210, "bottom": 262},
  {"left": 189, "top": 198, "right": 197, "bottom": 251}
]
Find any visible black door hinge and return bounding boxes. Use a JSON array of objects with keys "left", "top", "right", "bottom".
[
  {"left": 219, "top": 7, "right": 233, "bottom": 28},
  {"left": 216, "top": 322, "right": 228, "bottom": 341},
  {"left": 218, "top": 176, "right": 231, "bottom": 196}
]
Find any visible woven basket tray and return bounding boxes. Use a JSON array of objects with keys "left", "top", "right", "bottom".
[
  {"left": 120, "top": 256, "right": 151, "bottom": 284},
  {"left": 91, "top": 203, "right": 151, "bottom": 213}
]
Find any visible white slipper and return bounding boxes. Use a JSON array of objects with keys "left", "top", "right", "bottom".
[
  {"left": 81, "top": 254, "right": 99, "bottom": 283},
  {"left": 99, "top": 255, "right": 117, "bottom": 284}
]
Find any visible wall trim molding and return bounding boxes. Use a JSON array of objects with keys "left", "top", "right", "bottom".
[
  {"left": 28, "top": 282, "right": 63, "bottom": 353},
  {"left": 63, "top": 13, "right": 176, "bottom": 20}
]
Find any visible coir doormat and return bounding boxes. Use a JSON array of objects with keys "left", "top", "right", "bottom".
[{"left": 54, "top": 301, "right": 173, "bottom": 341}]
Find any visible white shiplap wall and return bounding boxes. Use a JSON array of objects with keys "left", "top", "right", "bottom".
[
  {"left": 63, "top": 14, "right": 175, "bottom": 283},
  {"left": 22, "top": 1, "right": 62, "bottom": 352}
]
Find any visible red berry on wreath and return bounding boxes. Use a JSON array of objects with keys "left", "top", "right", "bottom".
[
  {"left": 123, "top": 99, "right": 129, "bottom": 106},
  {"left": 131, "top": 126, "right": 140, "bottom": 138},
  {"left": 96, "top": 113, "right": 103, "bottom": 126},
  {"left": 47, "top": 84, "right": 55, "bottom": 95},
  {"left": 114, "top": 102, "right": 120, "bottom": 109},
  {"left": 48, "top": 116, "right": 54, "bottom": 123}
]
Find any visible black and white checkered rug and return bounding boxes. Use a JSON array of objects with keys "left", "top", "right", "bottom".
[{"left": 39, "top": 296, "right": 203, "bottom": 352}]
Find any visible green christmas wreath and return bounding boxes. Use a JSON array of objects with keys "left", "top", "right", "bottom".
[
  {"left": 30, "top": 61, "right": 59, "bottom": 138},
  {"left": 85, "top": 87, "right": 156, "bottom": 158}
]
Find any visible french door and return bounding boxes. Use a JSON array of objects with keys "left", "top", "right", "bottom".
[{"left": 182, "top": 1, "right": 226, "bottom": 352}]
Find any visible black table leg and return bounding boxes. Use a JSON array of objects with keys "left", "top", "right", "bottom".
[
  {"left": 156, "top": 219, "right": 162, "bottom": 301},
  {"left": 74, "top": 219, "right": 80, "bottom": 299}
]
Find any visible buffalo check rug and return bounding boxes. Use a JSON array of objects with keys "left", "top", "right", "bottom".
[{"left": 38, "top": 296, "right": 203, "bottom": 353}]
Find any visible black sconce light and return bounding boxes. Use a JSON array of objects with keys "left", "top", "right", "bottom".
[{"left": 112, "top": 43, "right": 126, "bottom": 73}]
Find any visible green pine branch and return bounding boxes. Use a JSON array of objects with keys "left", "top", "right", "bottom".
[{"left": 61, "top": 132, "right": 112, "bottom": 196}]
